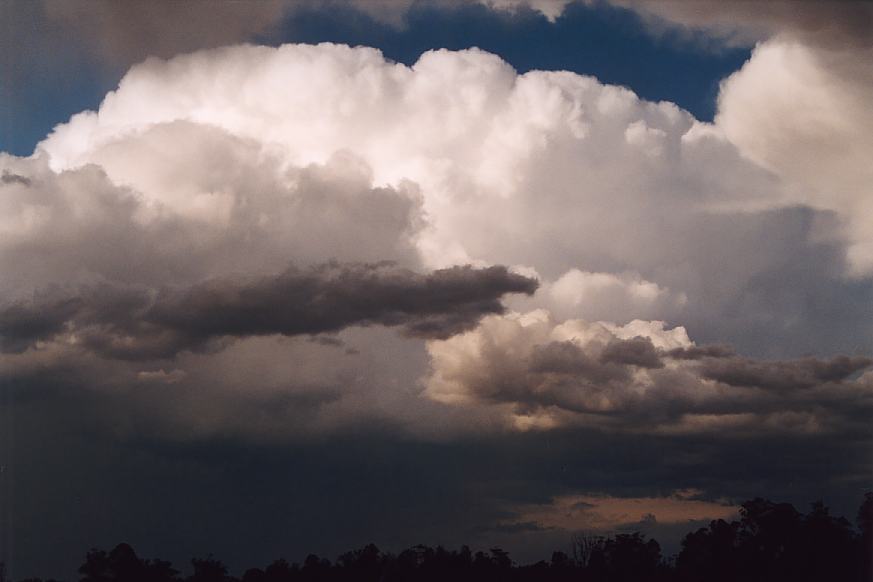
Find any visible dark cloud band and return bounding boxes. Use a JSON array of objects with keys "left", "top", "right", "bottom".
[{"left": 0, "top": 262, "right": 538, "bottom": 359}]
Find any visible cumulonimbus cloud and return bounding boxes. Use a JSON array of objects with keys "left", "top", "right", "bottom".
[
  {"left": 1, "top": 41, "right": 870, "bottom": 442},
  {"left": 31, "top": 41, "right": 872, "bottom": 358}
]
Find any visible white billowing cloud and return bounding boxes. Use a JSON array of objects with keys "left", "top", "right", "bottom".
[
  {"left": 606, "top": 0, "right": 873, "bottom": 275},
  {"left": 1, "top": 134, "right": 423, "bottom": 300},
  {"left": 538, "top": 269, "right": 687, "bottom": 323},
  {"left": 716, "top": 38, "right": 873, "bottom": 275},
  {"left": 37, "top": 45, "right": 752, "bottom": 271}
]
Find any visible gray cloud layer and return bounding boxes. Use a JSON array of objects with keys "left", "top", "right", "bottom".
[
  {"left": 33, "top": 0, "right": 873, "bottom": 63},
  {"left": 699, "top": 354, "right": 872, "bottom": 392},
  {"left": 425, "top": 313, "right": 873, "bottom": 435},
  {"left": 612, "top": 0, "right": 873, "bottom": 49},
  {"left": 0, "top": 262, "right": 537, "bottom": 359}
]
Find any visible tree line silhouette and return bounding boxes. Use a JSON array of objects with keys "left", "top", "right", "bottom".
[{"left": 7, "top": 494, "right": 872, "bottom": 582}]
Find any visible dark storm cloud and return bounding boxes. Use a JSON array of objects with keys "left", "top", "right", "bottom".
[
  {"left": 433, "top": 318, "right": 873, "bottom": 431},
  {"left": 665, "top": 344, "right": 735, "bottom": 360},
  {"left": 571, "top": 500, "right": 596, "bottom": 511},
  {"left": 600, "top": 337, "right": 664, "bottom": 369},
  {"left": 617, "top": 512, "right": 658, "bottom": 531},
  {"left": 530, "top": 341, "right": 628, "bottom": 382},
  {"left": 0, "top": 295, "right": 81, "bottom": 353},
  {"left": 0, "top": 262, "right": 537, "bottom": 359},
  {"left": 700, "top": 355, "right": 873, "bottom": 391},
  {"left": 147, "top": 261, "right": 538, "bottom": 349},
  {"left": 0, "top": 284, "right": 156, "bottom": 357}
]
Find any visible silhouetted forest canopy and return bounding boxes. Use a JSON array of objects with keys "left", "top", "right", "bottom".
[{"left": 7, "top": 495, "right": 872, "bottom": 582}]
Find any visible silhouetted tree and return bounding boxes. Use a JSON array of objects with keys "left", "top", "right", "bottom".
[
  {"left": 79, "top": 543, "right": 178, "bottom": 582},
  {"left": 587, "top": 532, "right": 661, "bottom": 582},
  {"left": 267, "top": 559, "right": 300, "bottom": 582},
  {"left": 298, "top": 554, "right": 330, "bottom": 582},
  {"left": 677, "top": 518, "right": 740, "bottom": 582},
  {"left": 571, "top": 532, "right": 606, "bottom": 568},
  {"left": 858, "top": 492, "right": 873, "bottom": 582},
  {"left": 337, "top": 543, "right": 382, "bottom": 580},
  {"left": 187, "top": 556, "right": 232, "bottom": 582},
  {"left": 677, "top": 496, "right": 873, "bottom": 582},
  {"left": 46, "top": 493, "right": 873, "bottom": 582}
]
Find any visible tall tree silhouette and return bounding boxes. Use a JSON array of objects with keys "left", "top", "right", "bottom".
[
  {"left": 79, "top": 543, "right": 177, "bottom": 582},
  {"left": 859, "top": 492, "right": 873, "bottom": 582},
  {"left": 187, "top": 556, "right": 231, "bottom": 582}
]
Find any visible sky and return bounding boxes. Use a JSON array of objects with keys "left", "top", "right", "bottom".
[{"left": 1, "top": 0, "right": 872, "bottom": 578}]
